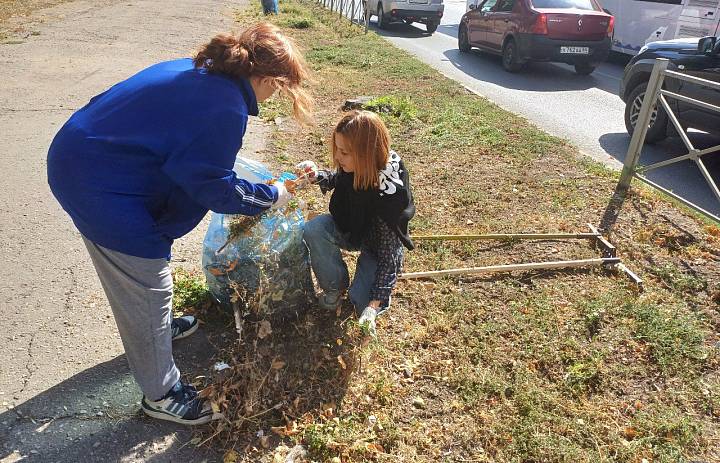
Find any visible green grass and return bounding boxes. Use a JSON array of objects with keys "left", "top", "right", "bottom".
[
  {"left": 626, "top": 406, "right": 704, "bottom": 463},
  {"left": 172, "top": 268, "right": 211, "bottom": 313},
  {"left": 259, "top": 94, "right": 292, "bottom": 122},
  {"left": 649, "top": 263, "right": 708, "bottom": 294},
  {"left": 628, "top": 300, "right": 709, "bottom": 375},
  {"left": 277, "top": 15, "right": 314, "bottom": 28},
  {"left": 364, "top": 95, "right": 418, "bottom": 122}
]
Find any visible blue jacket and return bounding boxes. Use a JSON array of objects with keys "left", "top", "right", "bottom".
[{"left": 48, "top": 58, "right": 277, "bottom": 259}]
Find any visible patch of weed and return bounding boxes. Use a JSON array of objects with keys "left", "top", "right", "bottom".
[
  {"left": 649, "top": 263, "right": 708, "bottom": 294},
  {"left": 172, "top": 268, "right": 211, "bottom": 313},
  {"left": 622, "top": 405, "right": 704, "bottom": 463},
  {"left": 564, "top": 353, "right": 604, "bottom": 394},
  {"left": 364, "top": 95, "right": 417, "bottom": 122},
  {"left": 278, "top": 15, "right": 314, "bottom": 28},
  {"left": 303, "top": 415, "right": 379, "bottom": 461},
  {"left": 579, "top": 293, "right": 621, "bottom": 338},
  {"left": 627, "top": 301, "right": 708, "bottom": 374},
  {"left": 259, "top": 95, "right": 292, "bottom": 122}
]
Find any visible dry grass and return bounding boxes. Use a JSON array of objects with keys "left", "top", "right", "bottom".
[{"left": 182, "top": 1, "right": 720, "bottom": 461}]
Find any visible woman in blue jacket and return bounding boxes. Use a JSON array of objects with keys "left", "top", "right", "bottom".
[{"left": 47, "top": 22, "right": 312, "bottom": 425}]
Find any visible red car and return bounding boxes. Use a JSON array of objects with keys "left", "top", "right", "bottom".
[{"left": 458, "top": 0, "right": 614, "bottom": 75}]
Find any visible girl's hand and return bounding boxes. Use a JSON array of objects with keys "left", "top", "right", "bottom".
[
  {"left": 295, "top": 160, "right": 319, "bottom": 184},
  {"left": 358, "top": 306, "right": 378, "bottom": 339}
]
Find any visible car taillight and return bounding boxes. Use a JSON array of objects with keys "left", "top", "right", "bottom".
[
  {"left": 532, "top": 13, "right": 548, "bottom": 35},
  {"left": 607, "top": 16, "right": 615, "bottom": 37}
]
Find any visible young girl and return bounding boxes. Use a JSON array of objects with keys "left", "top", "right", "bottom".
[
  {"left": 47, "top": 23, "right": 311, "bottom": 425},
  {"left": 300, "top": 110, "right": 415, "bottom": 337}
]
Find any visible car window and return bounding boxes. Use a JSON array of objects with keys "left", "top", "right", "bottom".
[
  {"left": 479, "top": 0, "right": 498, "bottom": 12},
  {"left": 496, "top": 0, "right": 515, "bottom": 11},
  {"left": 530, "top": 0, "right": 599, "bottom": 10}
]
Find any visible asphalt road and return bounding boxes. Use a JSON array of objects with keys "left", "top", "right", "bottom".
[{"left": 371, "top": 0, "right": 720, "bottom": 218}]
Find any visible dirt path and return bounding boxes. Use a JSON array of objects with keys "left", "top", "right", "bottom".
[{"left": 0, "top": 1, "right": 269, "bottom": 461}]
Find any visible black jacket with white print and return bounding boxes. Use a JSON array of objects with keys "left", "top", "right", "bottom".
[{"left": 317, "top": 151, "right": 415, "bottom": 305}]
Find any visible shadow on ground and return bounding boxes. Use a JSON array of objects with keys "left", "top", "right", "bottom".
[
  {"left": 0, "top": 322, "right": 229, "bottom": 462},
  {"left": 599, "top": 131, "right": 720, "bottom": 217},
  {"left": 0, "top": 303, "right": 355, "bottom": 463}
]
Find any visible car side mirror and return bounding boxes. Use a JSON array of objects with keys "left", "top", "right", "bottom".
[
  {"left": 468, "top": 3, "right": 476, "bottom": 9},
  {"left": 698, "top": 36, "right": 717, "bottom": 55}
]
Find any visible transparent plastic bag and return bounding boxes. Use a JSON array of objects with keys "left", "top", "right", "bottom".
[{"left": 202, "top": 157, "right": 313, "bottom": 320}]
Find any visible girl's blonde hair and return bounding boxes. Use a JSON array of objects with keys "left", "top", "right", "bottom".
[
  {"left": 194, "top": 22, "right": 313, "bottom": 124},
  {"left": 332, "top": 110, "right": 390, "bottom": 191}
]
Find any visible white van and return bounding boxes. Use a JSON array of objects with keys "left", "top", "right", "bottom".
[{"left": 599, "top": 0, "right": 720, "bottom": 55}]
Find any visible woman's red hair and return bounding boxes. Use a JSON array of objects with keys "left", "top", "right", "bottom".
[{"left": 194, "top": 22, "right": 313, "bottom": 124}]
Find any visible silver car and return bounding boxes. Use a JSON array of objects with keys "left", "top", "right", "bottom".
[{"left": 367, "top": 0, "right": 445, "bottom": 34}]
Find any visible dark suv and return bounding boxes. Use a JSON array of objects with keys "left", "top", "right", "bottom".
[{"left": 621, "top": 36, "right": 720, "bottom": 143}]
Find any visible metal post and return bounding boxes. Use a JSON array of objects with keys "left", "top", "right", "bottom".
[
  {"left": 364, "top": 0, "right": 369, "bottom": 32},
  {"left": 330, "top": 0, "right": 335, "bottom": 12},
  {"left": 617, "top": 58, "right": 670, "bottom": 192},
  {"left": 351, "top": 0, "right": 355, "bottom": 23},
  {"left": 340, "top": 0, "right": 345, "bottom": 19}
]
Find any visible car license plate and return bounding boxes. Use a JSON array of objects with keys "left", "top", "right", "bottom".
[{"left": 561, "top": 46, "right": 589, "bottom": 54}]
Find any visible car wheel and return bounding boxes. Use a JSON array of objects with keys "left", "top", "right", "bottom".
[
  {"left": 426, "top": 22, "right": 439, "bottom": 33},
  {"left": 574, "top": 63, "right": 595, "bottom": 75},
  {"left": 377, "top": 3, "right": 389, "bottom": 29},
  {"left": 501, "top": 39, "right": 523, "bottom": 73},
  {"left": 458, "top": 24, "right": 471, "bottom": 52},
  {"left": 624, "top": 82, "right": 669, "bottom": 144}
]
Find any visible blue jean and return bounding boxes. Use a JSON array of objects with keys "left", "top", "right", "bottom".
[
  {"left": 303, "top": 214, "right": 389, "bottom": 315},
  {"left": 261, "top": 0, "right": 278, "bottom": 14}
]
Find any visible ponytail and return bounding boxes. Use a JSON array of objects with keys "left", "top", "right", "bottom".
[{"left": 194, "top": 23, "right": 313, "bottom": 124}]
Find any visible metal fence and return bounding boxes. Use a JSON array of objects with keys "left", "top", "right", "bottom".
[
  {"left": 614, "top": 57, "right": 720, "bottom": 224},
  {"left": 314, "top": 0, "right": 369, "bottom": 32}
]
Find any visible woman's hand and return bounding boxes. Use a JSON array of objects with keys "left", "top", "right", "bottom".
[{"left": 271, "top": 181, "right": 292, "bottom": 209}]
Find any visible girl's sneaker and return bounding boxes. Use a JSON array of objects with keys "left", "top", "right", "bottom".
[
  {"left": 171, "top": 315, "right": 198, "bottom": 340},
  {"left": 141, "top": 381, "right": 216, "bottom": 425},
  {"left": 317, "top": 290, "right": 342, "bottom": 311}
]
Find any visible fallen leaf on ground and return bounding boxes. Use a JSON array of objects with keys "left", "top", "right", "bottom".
[
  {"left": 271, "top": 421, "right": 298, "bottom": 436},
  {"left": 622, "top": 426, "right": 637, "bottom": 439},
  {"left": 224, "top": 449, "right": 239, "bottom": 463},
  {"left": 271, "top": 358, "right": 286, "bottom": 370},
  {"left": 258, "top": 320, "right": 272, "bottom": 339}
]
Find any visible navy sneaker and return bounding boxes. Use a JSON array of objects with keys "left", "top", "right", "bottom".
[
  {"left": 141, "top": 381, "right": 216, "bottom": 425},
  {"left": 171, "top": 315, "right": 198, "bottom": 340},
  {"left": 317, "top": 291, "right": 342, "bottom": 311}
]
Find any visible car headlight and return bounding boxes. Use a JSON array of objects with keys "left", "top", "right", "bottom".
[{"left": 638, "top": 45, "right": 649, "bottom": 55}]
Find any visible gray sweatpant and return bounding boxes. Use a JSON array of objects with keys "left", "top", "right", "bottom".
[{"left": 83, "top": 237, "right": 179, "bottom": 400}]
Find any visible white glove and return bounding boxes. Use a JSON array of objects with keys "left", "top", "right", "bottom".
[
  {"left": 295, "top": 160, "right": 319, "bottom": 184},
  {"left": 358, "top": 306, "right": 378, "bottom": 339},
  {"left": 272, "top": 181, "right": 292, "bottom": 209}
]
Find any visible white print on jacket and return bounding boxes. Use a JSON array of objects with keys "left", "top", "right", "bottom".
[{"left": 378, "top": 151, "right": 404, "bottom": 197}]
